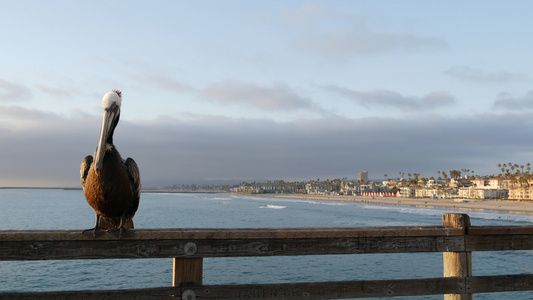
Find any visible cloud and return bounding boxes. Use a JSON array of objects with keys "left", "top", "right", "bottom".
[
  {"left": 444, "top": 66, "right": 530, "bottom": 83},
  {"left": 0, "top": 79, "right": 32, "bottom": 102},
  {"left": 493, "top": 91, "right": 533, "bottom": 110},
  {"left": 200, "top": 80, "right": 322, "bottom": 112},
  {"left": 37, "top": 85, "right": 72, "bottom": 97},
  {"left": 118, "top": 58, "right": 195, "bottom": 93},
  {"left": 0, "top": 105, "right": 97, "bottom": 187},
  {"left": 293, "top": 31, "right": 446, "bottom": 56},
  {"left": 0, "top": 106, "right": 66, "bottom": 129},
  {"left": 284, "top": 4, "right": 447, "bottom": 56},
  {"left": 282, "top": 3, "right": 330, "bottom": 29},
  {"left": 323, "top": 85, "right": 455, "bottom": 111},
  {"left": 133, "top": 74, "right": 194, "bottom": 93},
  {"left": 2, "top": 103, "right": 533, "bottom": 188}
]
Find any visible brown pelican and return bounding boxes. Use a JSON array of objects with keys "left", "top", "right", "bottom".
[{"left": 80, "top": 90, "right": 140, "bottom": 238}]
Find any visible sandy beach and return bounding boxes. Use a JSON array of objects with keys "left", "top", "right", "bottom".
[{"left": 253, "top": 193, "right": 533, "bottom": 216}]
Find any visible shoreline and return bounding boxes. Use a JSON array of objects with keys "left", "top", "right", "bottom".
[{"left": 251, "top": 193, "right": 533, "bottom": 216}]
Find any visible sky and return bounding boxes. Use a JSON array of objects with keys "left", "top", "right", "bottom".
[{"left": 2, "top": 1, "right": 533, "bottom": 187}]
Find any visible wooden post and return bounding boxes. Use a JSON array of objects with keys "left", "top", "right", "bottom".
[
  {"left": 443, "top": 213, "right": 472, "bottom": 300},
  {"left": 173, "top": 258, "right": 203, "bottom": 286}
]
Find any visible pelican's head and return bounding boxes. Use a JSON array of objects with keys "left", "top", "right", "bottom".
[
  {"left": 94, "top": 90, "right": 122, "bottom": 173},
  {"left": 102, "top": 90, "right": 122, "bottom": 110}
]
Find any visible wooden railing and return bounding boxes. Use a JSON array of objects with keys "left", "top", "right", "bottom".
[{"left": 1, "top": 213, "right": 533, "bottom": 299}]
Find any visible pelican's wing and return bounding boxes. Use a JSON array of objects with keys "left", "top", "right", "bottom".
[
  {"left": 125, "top": 157, "right": 141, "bottom": 217},
  {"left": 80, "top": 155, "right": 93, "bottom": 189}
]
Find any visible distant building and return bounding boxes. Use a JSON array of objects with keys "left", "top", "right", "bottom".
[
  {"left": 458, "top": 188, "right": 506, "bottom": 200},
  {"left": 426, "top": 179, "right": 445, "bottom": 187},
  {"left": 357, "top": 170, "right": 368, "bottom": 183},
  {"left": 400, "top": 187, "right": 415, "bottom": 198}
]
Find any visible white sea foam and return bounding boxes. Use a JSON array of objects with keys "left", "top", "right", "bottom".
[
  {"left": 259, "top": 204, "right": 287, "bottom": 209},
  {"left": 361, "top": 203, "right": 533, "bottom": 224},
  {"left": 303, "top": 200, "right": 350, "bottom": 206}
]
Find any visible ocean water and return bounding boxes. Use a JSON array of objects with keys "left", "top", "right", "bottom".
[{"left": 1, "top": 189, "right": 533, "bottom": 299}]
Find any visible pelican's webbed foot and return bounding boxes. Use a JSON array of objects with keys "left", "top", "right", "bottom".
[
  {"left": 82, "top": 214, "right": 106, "bottom": 237},
  {"left": 82, "top": 227, "right": 106, "bottom": 237}
]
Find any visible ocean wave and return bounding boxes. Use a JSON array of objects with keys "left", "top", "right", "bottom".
[
  {"left": 304, "top": 200, "right": 350, "bottom": 206},
  {"left": 362, "top": 203, "right": 533, "bottom": 224},
  {"left": 259, "top": 204, "right": 287, "bottom": 209}
]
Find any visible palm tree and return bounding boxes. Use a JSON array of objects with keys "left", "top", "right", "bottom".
[{"left": 449, "top": 170, "right": 461, "bottom": 179}]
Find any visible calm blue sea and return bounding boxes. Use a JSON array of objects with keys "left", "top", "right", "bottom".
[{"left": 1, "top": 189, "right": 533, "bottom": 299}]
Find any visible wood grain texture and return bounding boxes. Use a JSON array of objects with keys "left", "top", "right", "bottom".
[
  {"left": 443, "top": 213, "right": 472, "bottom": 300},
  {"left": 0, "top": 226, "right": 462, "bottom": 241},
  {"left": 173, "top": 258, "right": 203, "bottom": 286},
  {"left": 3, "top": 275, "right": 533, "bottom": 299},
  {"left": 1, "top": 236, "right": 465, "bottom": 261},
  {"left": 3, "top": 218, "right": 533, "bottom": 299},
  {"left": 3, "top": 224, "right": 533, "bottom": 261}
]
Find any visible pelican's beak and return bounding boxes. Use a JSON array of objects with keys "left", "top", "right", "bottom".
[{"left": 94, "top": 103, "right": 120, "bottom": 173}]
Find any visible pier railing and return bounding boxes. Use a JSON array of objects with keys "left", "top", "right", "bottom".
[{"left": 1, "top": 213, "right": 533, "bottom": 299}]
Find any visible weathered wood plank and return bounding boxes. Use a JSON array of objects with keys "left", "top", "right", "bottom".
[
  {"left": 0, "top": 277, "right": 465, "bottom": 300},
  {"left": 0, "top": 224, "right": 528, "bottom": 239},
  {"left": 3, "top": 275, "right": 533, "bottom": 299},
  {"left": 0, "top": 236, "right": 464, "bottom": 261},
  {"left": 468, "top": 226, "right": 533, "bottom": 236},
  {"left": 173, "top": 258, "right": 203, "bottom": 286},
  {"left": 466, "top": 235, "right": 533, "bottom": 251},
  {"left": 443, "top": 213, "right": 472, "bottom": 300},
  {"left": 3, "top": 218, "right": 533, "bottom": 299},
  {"left": 0, "top": 226, "right": 462, "bottom": 241},
  {"left": 187, "top": 277, "right": 466, "bottom": 299},
  {"left": 0, "top": 286, "right": 181, "bottom": 300},
  {"left": 466, "top": 274, "right": 533, "bottom": 293},
  {"left": 5, "top": 226, "right": 533, "bottom": 261}
]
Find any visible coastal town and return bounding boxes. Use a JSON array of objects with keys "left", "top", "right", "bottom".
[{"left": 233, "top": 164, "right": 533, "bottom": 201}]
